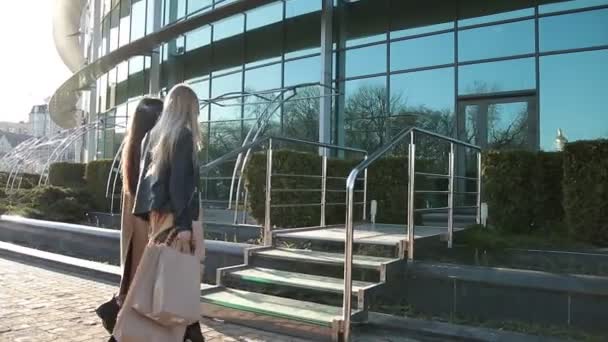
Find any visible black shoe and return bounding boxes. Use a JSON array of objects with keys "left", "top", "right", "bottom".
[
  {"left": 96, "top": 296, "right": 120, "bottom": 334},
  {"left": 184, "top": 322, "right": 204, "bottom": 342}
]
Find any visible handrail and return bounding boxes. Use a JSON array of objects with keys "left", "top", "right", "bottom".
[
  {"left": 200, "top": 135, "right": 366, "bottom": 172},
  {"left": 341, "top": 126, "right": 481, "bottom": 341}
]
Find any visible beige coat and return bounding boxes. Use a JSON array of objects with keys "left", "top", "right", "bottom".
[{"left": 118, "top": 192, "right": 151, "bottom": 297}]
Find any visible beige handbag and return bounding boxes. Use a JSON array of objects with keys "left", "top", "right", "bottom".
[{"left": 130, "top": 227, "right": 201, "bottom": 327}]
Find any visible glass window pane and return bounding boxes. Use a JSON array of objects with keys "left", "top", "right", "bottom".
[
  {"left": 244, "top": 64, "right": 282, "bottom": 119},
  {"left": 245, "top": 64, "right": 282, "bottom": 92},
  {"left": 188, "top": 0, "right": 212, "bottom": 15},
  {"left": 540, "top": 0, "right": 608, "bottom": 13},
  {"left": 540, "top": 50, "right": 608, "bottom": 150},
  {"left": 285, "top": 3, "right": 321, "bottom": 58},
  {"left": 211, "top": 72, "right": 242, "bottom": 121},
  {"left": 343, "top": 0, "right": 388, "bottom": 47},
  {"left": 459, "top": 8, "right": 533, "bottom": 27},
  {"left": 119, "top": 0, "right": 131, "bottom": 47},
  {"left": 284, "top": 55, "right": 320, "bottom": 87},
  {"left": 459, "top": 58, "right": 535, "bottom": 95},
  {"left": 207, "top": 121, "right": 242, "bottom": 160},
  {"left": 283, "top": 86, "right": 317, "bottom": 141},
  {"left": 213, "top": 14, "right": 244, "bottom": 41},
  {"left": 540, "top": 9, "right": 608, "bottom": 52},
  {"left": 110, "top": 6, "right": 119, "bottom": 51},
  {"left": 245, "top": 23, "right": 283, "bottom": 67},
  {"left": 391, "top": 33, "right": 454, "bottom": 71},
  {"left": 186, "top": 25, "right": 211, "bottom": 51},
  {"left": 286, "top": 0, "right": 321, "bottom": 18},
  {"left": 246, "top": 2, "right": 283, "bottom": 31},
  {"left": 390, "top": 0, "right": 455, "bottom": 39},
  {"left": 390, "top": 68, "right": 455, "bottom": 136},
  {"left": 342, "top": 76, "right": 387, "bottom": 150},
  {"left": 146, "top": 0, "right": 156, "bottom": 35},
  {"left": 459, "top": 20, "right": 534, "bottom": 62},
  {"left": 188, "top": 79, "right": 209, "bottom": 121},
  {"left": 345, "top": 44, "right": 387, "bottom": 78},
  {"left": 164, "top": 0, "right": 186, "bottom": 25},
  {"left": 131, "top": 0, "right": 146, "bottom": 41}
]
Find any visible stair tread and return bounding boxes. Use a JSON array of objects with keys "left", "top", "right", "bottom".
[
  {"left": 201, "top": 287, "right": 344, "bottom": 326},
  {"left": 230, "top": 267, "right": 375, "bottom": 293},
  {"left": 276, "top": 227, "right": 405, "bottom": 246},
  {"left": 255, "top": 248, "right": 395, "bottom": 269}
]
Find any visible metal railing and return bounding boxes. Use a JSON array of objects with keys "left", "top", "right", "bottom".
[
  {"left": 200, "top": 135, "right": 368, "bottom": 245},
  {"left": 341, "top": 127, "right": 482, "bottom": 341}
]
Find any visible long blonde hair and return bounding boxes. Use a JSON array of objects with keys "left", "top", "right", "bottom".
[{"left": 147, "top": 84, "right": 201, "bottom": 177}]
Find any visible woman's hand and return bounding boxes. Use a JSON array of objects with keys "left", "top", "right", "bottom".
[{"left": 174, "top": 230, "right": 193, "bottom": 254}]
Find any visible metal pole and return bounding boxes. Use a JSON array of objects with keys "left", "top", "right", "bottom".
[
  {"left": 342, "top": 176, "right": 356, "bottom": 342},
  {"left": 363, "top": 165, "right": 368, "bottom": 221},
  {"left": 407, "top": 132, "right": 416, "bottom": 261},
  {"left": 321, "top": 155, "right": 327, "bottom": 227},
  {"left": 448, "top": 143, "right": 455, "bottom": 248},
  {"left": 264, "top": 139, "right": 273, "bottom": 246},
  {"left": 242, "top": 189, "right": 249, "bottom": 224},
  {"left": 476, "top": 151, "right": 482, "bottom": 225}
]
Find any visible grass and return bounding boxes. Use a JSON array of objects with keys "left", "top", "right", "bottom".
[{"left": 459, "top": 224, "right": 600, "bottom": 252}]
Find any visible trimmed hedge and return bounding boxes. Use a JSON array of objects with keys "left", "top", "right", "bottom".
[
  {"left": 1, "top": 186, "right": 93, "bottom": 223},
  {"left": 49, "top": 162, "right": 86, "bottom": 187},
  {"left": 85, "top": 159, "right": 117, "bottom": 211},
  {"left": 563, "top": 140, "right": 608, "bottom": 245},
  {"left": 483, "top": 151, "right": 564, "bottom": 234},
  {"left": 244, "top": 150, "right": 422, "bottom": 228},
  {"left": 0, "top": 171, "right": 40, "bottom": 189}
]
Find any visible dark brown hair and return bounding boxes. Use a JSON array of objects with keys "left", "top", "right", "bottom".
[{"left": 122, "top": 98, "right": 163, "bottom": 196}]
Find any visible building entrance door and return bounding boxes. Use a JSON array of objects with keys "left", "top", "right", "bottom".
[{"left": 457, "top": 91, "right": 538, "bottom": 151}]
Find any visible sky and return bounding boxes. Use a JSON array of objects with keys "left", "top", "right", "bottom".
[{"left": 0, "top": 1, "right": 72, "bottom": 123}]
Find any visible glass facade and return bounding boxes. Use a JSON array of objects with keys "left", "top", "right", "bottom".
[{"left": 93, "top": 0, "right": 608, "bottom": 158}]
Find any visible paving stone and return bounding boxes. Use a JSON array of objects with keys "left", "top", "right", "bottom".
[{"left": 0, "top": 257, "right": 307, "bottom": 342}]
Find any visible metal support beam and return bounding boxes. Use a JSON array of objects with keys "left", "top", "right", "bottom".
[
  {"left": 319, "top": 0, "right": 333, "bottom": 150},
  {"left": 87, "top": 0, "right": 102, "bottom": 162},
  {"left": 149, "top": 0, "right": 163, "bottom": 95}
]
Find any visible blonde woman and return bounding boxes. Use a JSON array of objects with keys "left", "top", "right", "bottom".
[{"left": 113, "top": 84, "right": 204, "bottom": 342}]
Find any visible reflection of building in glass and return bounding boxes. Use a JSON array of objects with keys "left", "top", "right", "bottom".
[
  {"left": 29, "top": 104, "right": 62, "bottom": 138},
  {"left": 53, "top": 0, "right": 608, "bottom": 161}
]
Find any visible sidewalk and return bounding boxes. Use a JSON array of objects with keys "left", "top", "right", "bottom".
[{"left": 0, "top": 257, "right": 305, "bottom": 342}]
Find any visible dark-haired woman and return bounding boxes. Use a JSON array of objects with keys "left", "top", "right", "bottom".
[
  {"left": 96, "top": 98, "right": 163, "bottom": 335},
  {"left": 112, "top": 86, "right": 205, "bottom": 342}
]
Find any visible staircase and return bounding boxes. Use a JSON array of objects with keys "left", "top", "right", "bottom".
[
  {"left": 199, "top": 128, "right": 482, "bottom": 341},
  {"left": 200, "top": 232, "right": 405, "bottom": 341}
]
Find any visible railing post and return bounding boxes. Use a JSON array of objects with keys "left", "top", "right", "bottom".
[
  {"left": 363, "top": 161, "right": 368, "bottom": 221},
  {"left": 264, "top": 139, "right": 273, "bottom": 246},
  {"left": 321, "top": 154, "right": 327, "bottom": 227},
  {"left": 407, "top": 131, "right": 416, "bottom": 261},
  {"left": 342, "top": 175, "right": 356, "bottom": 342},
  {"left": 448, "top": 143, "right": 455, "bottom": 248},
  {"left": 476, "top": 151, "right": 482, "bottom": 225}
]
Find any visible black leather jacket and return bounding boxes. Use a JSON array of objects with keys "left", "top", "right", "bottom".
[{"left": 132, "top": 128, "right": 200, "bottom": 232}]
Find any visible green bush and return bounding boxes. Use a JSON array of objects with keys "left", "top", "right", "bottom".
[
  {"left": 85, "top": 159, "right": 117, "bottom": 211},
  {"left": 3, "top": 186, "right": 93, "bottom": 223},
  {"left": 483, "top": 151, "right": 538, "bottom": 233},
  {"left": 562, "top": 140, "right": 608, "bottom": 245},
  {"left": 534, "top": 152, "right": 564, "bottom": 229},
  {"left": 243, "top": 150, "right": 422, "bottom": 228},
  {"left": 0, "top": 172, "right": 40, "bottom": 189},
  {"left": 49, "top": 162, "right": 86, "bottom": 187},
  {"left": 483, "top": 150, "right": 565, "bottom": 234}
]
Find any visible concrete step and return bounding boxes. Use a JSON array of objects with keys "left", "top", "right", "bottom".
[
  {"left": 254, "top": 247, "right": 395, "bottom": 270},
  {"left": 226, "top": 266, "right": 376, "bottom": 294},
  {"left": 201, "top": 286, "right": 357, "bottom": 340}
]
